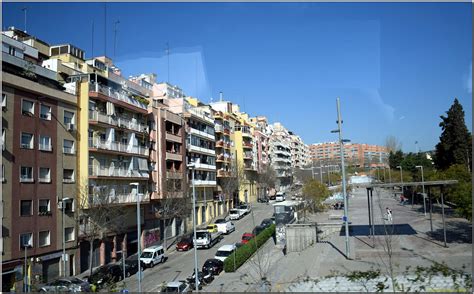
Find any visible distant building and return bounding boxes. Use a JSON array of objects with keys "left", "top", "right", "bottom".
[{"left": 309, "top": 142, "right": 388, "bottom": 168}]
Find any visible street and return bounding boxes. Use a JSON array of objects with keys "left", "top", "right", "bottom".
[{"left": 121, "top": 201, "right": 275, "bottom": 292}]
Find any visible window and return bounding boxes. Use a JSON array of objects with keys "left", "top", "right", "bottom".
[
  {"left": 2, "top": 94, "right": 6, "bottom": 109},
  {"left": 39, "top": 167, "right": 51, "bottom": 183},
  {"left": 20, "top": 166, "right": 33, "bottom": 182},
  {"left": 39, "top": 135, "right": 52, "bottom": 151},
  {"left": 38, "top": 199, "right": 50, "bottom": 214},
  {"left": 63, "top": 140, "right": 75, "bottom": 154},
  {"left": 38, "top": 231, "right": 50, "bottom": 247},
  {"left": 21, "top": 133, "right": 33, "bottom": 149},
  {"left": 40, "top": 104, "right": 51, "bottom": 120},
  {"left": 63, "top": 169, "right": 75, "bottom": 183},
  {"left": 64, "top": 111, "right": 75, "bottom": 125},
  {"left": 20, "top": 233, "right": 33, "bottom": 248},
  {"left": 65, "top": 227, "right": 75, "bottom": 242},
  {"left": 64, "top": 199, "right": 75, "bottom": 213},
  {"left": 20, "top": 200, "right": 32, "bottom": 216},
  {"left": 22, "top": 99, "right": 34, "bottom": 116}
]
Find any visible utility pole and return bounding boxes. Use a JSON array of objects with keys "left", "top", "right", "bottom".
[
  {"left": 166, "top": 42, "right": 170, "bottom": 83},
  {"left": 113, "top": 20, "right": 120, "bottom": 60},
  {"left": 332, "top": 97, "right": 350, "bottom": 259},
  {"left": 21, "top": 7, "right": 27, "bottom": 33}
]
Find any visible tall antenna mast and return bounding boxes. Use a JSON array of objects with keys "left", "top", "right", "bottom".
[
  {"left": 195, "top": 56, "right": 198, "bottom": 98},
  {"left": 104, "top": 2, "right": 107, "bottom": 56},
  {"left": 166, "top": 42, "right": 170, "bottom": 83},
  {"left": 21, "top": 7, "right": 27, "bottom": 33},
  {"left": 91, "top": 20, "right": 95, "bottom": 58},
  {"left": 113, "top": 20, "right": 120, "bottom": 60}
]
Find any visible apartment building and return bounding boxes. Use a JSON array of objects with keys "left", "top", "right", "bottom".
[
  {"left": 249, "top": 116, "right": 271, "bottom": 199},
  {"left": 269, "top": 122, "right": 292, "bottom": 191},
  {"left": 130, "top": 74, "right": 187, "bottom": 247},
  {"left": 309, "top": 142, "right": 388, "bottom": 168},
  {"left": 2, "top": 30, "right": 78, "bottom": 290},
  {"left": 167, "top": 97, "right": 219, "bottom": 225},
  {"left": 289, "top": 132, "right": 306, "bottom": 169}
]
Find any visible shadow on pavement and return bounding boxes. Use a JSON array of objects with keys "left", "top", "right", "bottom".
[
  {"left": 339, "top": 224, "right": 417, "bottom": 236},
  {"left": 426, "top": 220, "right": 472, "bottom": 244}
]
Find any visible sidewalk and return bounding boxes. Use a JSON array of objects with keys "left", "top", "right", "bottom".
[{"left": 205, "top": 187, "right": 472, "bottom": 292}]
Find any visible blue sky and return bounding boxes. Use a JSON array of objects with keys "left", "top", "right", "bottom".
[{"left": 3, "top": 2, "right": 472, "bottom": 152}]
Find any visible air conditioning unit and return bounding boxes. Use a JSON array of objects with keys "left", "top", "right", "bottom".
[
  {"left": 57, "top": 201, "right": 63, "bottom": 210},
  {"left": 67, "top": 123, "right": 75, "bottom": 132}
]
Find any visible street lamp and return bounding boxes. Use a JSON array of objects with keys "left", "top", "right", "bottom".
[
  {"left": 396, "top": 166, "right": 403, "bottom": 197},
  {"left": 130, "top": 182, "right": 141, "bottom": 293},
  {"left": 331, "top": 98, "right": 350, "bottom": 259},
  {"left": 60, "top": 197, "right": 71, "bottom": 277},
  {"left": 416, "top": 165, "right": 427, "bottom": 216},
  {"left": 23, "top": 243, "right": 31, "bottom": 292},
  {"left": 188, "top": 159, "right": 200, "bottom": 292}
]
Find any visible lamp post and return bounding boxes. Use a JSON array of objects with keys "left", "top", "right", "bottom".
[
  {"left": 23, "top": 244, "right": 30, "bottom": 292},
  {"left": 396, "top": 166, "right": 403, "bottom": 197},
  {"left": 188, "top": 159, "right": 200, "bottom": 292},
  {"left": 60, "top": 197, "right": 71, "bottom": 277},
  {"left": 130, "top": 182, "right": 141, "bottom": 293},
  {"left": 331, "top": 97, "right": 350, "bottom": 259},
  {"left": 416, "top": 166, "right": 427, "bottom": 216}
]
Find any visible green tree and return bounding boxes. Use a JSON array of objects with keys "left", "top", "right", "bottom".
[
  {"left": 389, "top": 150, "right": 404, "bottom": 169},
  {"left": 434, "top": 98, "right": 472, "bottom": 171},
  {"left": 302, "top": 180, "right": 330, "bottom": 212}
]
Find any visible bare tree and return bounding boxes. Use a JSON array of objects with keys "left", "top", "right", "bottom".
[
  {"left": 77, "top": 183, "right": 130, "bottom": 277},
  {"left": 257, "top": 165, "right": 277, "bottom": 200},
  {"left": 219, "top": 157, "right": 247, "bottom": 210},
  {"left": 385, "top": 135, "right": 402, "bottom": 153},
  {"left": 158, "top": 178, "right": 190, "bottom": 250}
]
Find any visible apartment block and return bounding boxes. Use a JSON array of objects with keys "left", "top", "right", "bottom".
[
  {"left": 309, "top": 142, "right": 388, "bottom": 168},
  {"left": 289, "top": 132, "right": 306, "bottom": 169},
  {"left": 2, "top": 30, "right": 78, "bottom": 290},
  {"left": 249, "top": 116, "right": 272, "bottom": 198},
  {"left": 269, "top": 122, "right": 292, "bottom": 191}
]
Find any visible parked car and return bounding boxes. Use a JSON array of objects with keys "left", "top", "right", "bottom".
[
  {"left": 120, "top": 255, "right": 145, "bottom": 277},
  {"left": 257, "top": 197, "right": 269, "bottom": 203},
  {"left": 214, "top": 218, "right": 235, "bottom": 234},
  {"left": 202, "top": 258, "right": 224, "bottom": 276},
  {"left": 252, "top": 225, "right": 266, "bottom": 236},
  {"left": 206, "top": 224, "right": 218, "bottom": 233},
  {"left": 39, "top": 277, "right": 91, "bottom": 292},
  {"left": 234, "top": 242, "right": 244, "bottom": 249},
  {"left": 237, "top": 204, "right": 251, "bottom": 215},
  {"left": 88, "top": 264, "right": 123, "bottom": 289},
  {"left": 140, "top": 245, "right": 165, "bottom": 268},
  {"left": 269, "top": 194, "right": 276, "bottom": 200},
  {"left": 161, "top": 281, "right": 191, "bottom": 293},
  {"left": 229, "top": 208, "right": 244, "bottom": 220},
  {"left": 260, "top": 218, "right": 273, "bottom": 229},
  {"left": 241, "top": 233, "right": 255, "bottom": 244},
  {"left": 275, "top": 192, "right": 285, "bottom": 202},
  {"left": 214, "top": 244, "right": 236, "bottom": 262},
  {"left": 176, "top": 237, "right": 194, "bottom": 251}
]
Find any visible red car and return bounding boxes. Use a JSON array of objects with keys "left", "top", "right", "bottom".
[
  {"left": 176, "top": 237, "right": 194, "bottom": 251},
  {"left": 241, "top": 233, "right": 255, "bottom": 244}
]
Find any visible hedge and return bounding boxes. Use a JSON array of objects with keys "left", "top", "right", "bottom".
[{"left": 224, "top": 224, "right": 276, "bottom": 272}]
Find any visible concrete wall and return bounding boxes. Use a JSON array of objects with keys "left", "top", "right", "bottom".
[{"left": 285, "top": 224, "right": 318, "bottom": 253}]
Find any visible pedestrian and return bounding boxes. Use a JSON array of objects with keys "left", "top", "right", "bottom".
[{"left": 386, "top": 207, "right": 393, "bottom": 223}]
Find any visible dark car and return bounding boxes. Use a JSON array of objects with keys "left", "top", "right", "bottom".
[
  {"left": 257, "top": 197, "right": 269, "bottom": 203},
  {"left": 39, "top": 277, "right": 91, "bottom": 292},
  {"left": 176, "top": 237, "right": 194, "bottom": 251},
  {"left": 252, "top": 225, "right": 266, "bottom": 236},
  {"left": 120, "top": 255, "right": 145, "bottom": 277},
  {"left": 88, "top": 264, "right": 123, "bottom": 289},
  {"left": 269, "top": 194, "right": 276, "bottom": 200},
  {"left": 202, "top": 258, "right": 224, "bottom": 276},
  {"left": 260, "top": 218, "right": 273, "bottom": 229}
]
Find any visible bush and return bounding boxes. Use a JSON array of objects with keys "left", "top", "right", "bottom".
[{"left": 224, "top": 224, "right": 276, "bottom": 272}]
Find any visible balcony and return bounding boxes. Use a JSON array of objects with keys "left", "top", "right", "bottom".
[
  {"left": 89, "top": 165, "right": 149, "bottom": 179},
  {"left": 243, "top": 142, "right": 253, "bottom": 149},
  {"left": 215, "top": 125, "right": 223, "bottom": 133},
  {"left": 88, "top": 192, "right": 150, "bottom": 206},
  {"left": 89, "top": 82, "right": 148, "bottom": 112},
  {"left": 189, "top": 127, "right": 215, "bottom": 141},
  {"left": 243, "top": 152, "right": 253, "bottom": 160},
  {"left": 192, "top": 179, "right": 217, "bottom": 186},
  {"left": 216, "top": 154, "right": 231, "bottom": 162},
  {"left": 89, "top": 138, "right": 149, "bottom": 157},
  {"left": 191, "top": 162, "right": 216, "bottom": 170},
  {"left": 242, "top": 129, "right": 252, "bottom": 138},
  {"left": 216, "top": 140, "right": 224, "bottom": 148},
  {"left": 188, "top": 145, "right": 215, "bottom": 156},
  {"left": 166, "top": 171, "right": 183, "bottom": 179},
  {"left": 187, "top": 107, "right": 214, "bottom": 124},
  {"left": 3, "top": 52, "right": 57, "bottom": 80},
  {"left": 165, "top": 132, "right": 182, "bottom": 143},
  {"left": 166, "top": 152, "right": 183, "bottom": 161},
  {"left": 214, "top": 112, "right": 223, "bottom": 119},
  {"left": 244, "top": 164, "right": 256, "bottom": 171},
  {"left": 89, "top": 110, "right": 148, "bottom": 133}
]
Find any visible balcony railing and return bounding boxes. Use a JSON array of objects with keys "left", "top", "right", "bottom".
[
  {"left": 89, "top": 165, "right": 149, "bottom": 178},
  {"left": 89, "top": 110, "right": 147, "bottom": 133},
  {"left": 89, "top": 138, "right": 149, "bottom": 156},
  {"left": 189, "top": 127, "right": 215, "bottom": 140},
  {"left": 188, "top": 145, "right": 215, "bottom": 156},
  {"left": 192, "top": 179, "right": 217, "bottom": 186},
  {"left": 166, "top": 171, "right": 183, "bottom": 179},
  {"left": 187, "top": 107, "right": 214, "bottom": 124},
  {"left": 243, "top": 142, "right": 253, "bottom": 149},
  {"left": 166, "top": 152, "right": 183, "bottom": 161},
  {"left": 89, "top": 82, "right": 148, "bottom": 111},
  {"left": 88, "top": 192, "right": 150, "bottom": 206}
]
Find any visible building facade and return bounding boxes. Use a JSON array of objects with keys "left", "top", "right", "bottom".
[{"left": 268, "top": 123, "right": 292, "bottom": 191}]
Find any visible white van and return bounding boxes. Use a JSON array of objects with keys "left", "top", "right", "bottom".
[
  {"left": 229, "top": 209, "right": 244, "bottom": 220},
  {"left": 214, "top": 244, "right": 236, "bottom": 262},
  {"left": 140, "top": 245, "right": 165, "bottom": 268},
  {"left": 214, "top": 219, "right": 236, "bottom": 234},
  {"left": 275, "top": 192, "right": 285, "bottom": 202}
]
